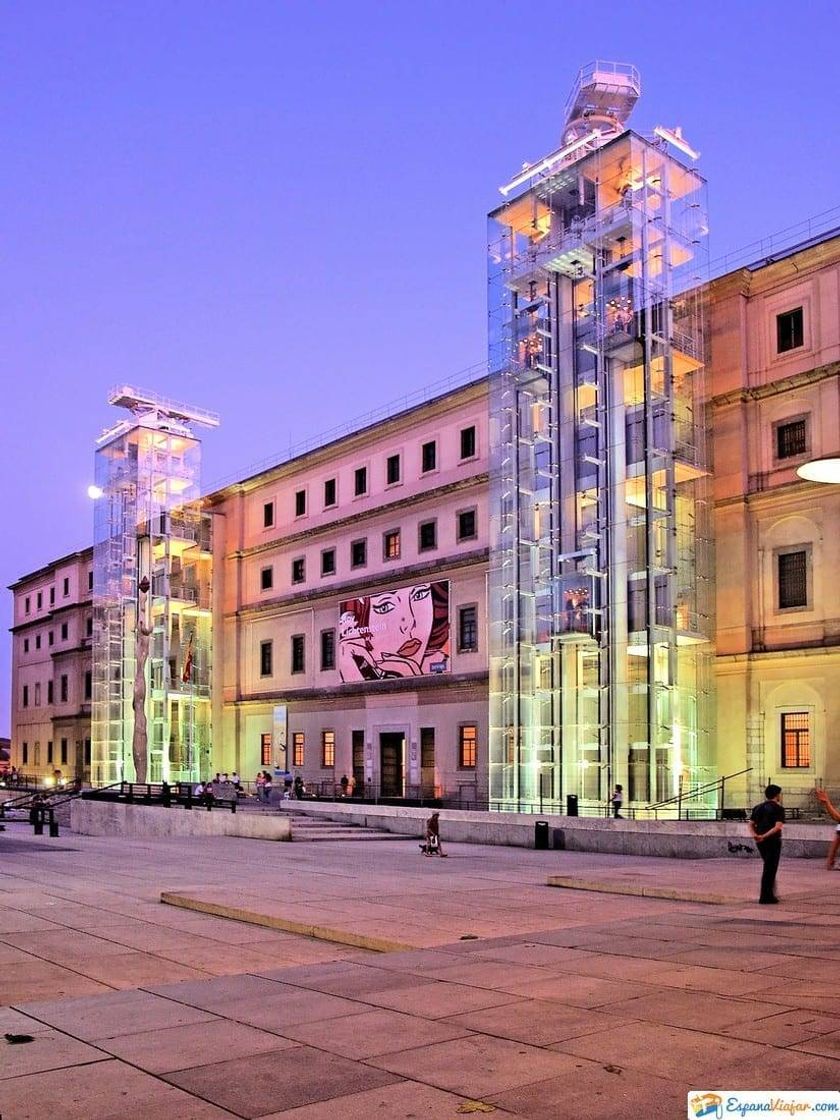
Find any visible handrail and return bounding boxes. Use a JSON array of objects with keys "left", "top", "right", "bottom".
[{"left": 646, "top": 768, "right": 752, "bottom": 811}]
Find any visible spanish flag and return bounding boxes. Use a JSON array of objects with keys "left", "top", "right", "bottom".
[{"left": 182, "top": 634, "right": 194, "bottom": 683}]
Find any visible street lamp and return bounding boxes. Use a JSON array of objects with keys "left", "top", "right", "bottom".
[{"left": 796, "top": 456, "right": 840, "bottom": 484}]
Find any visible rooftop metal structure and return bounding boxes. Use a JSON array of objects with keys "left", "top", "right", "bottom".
[{"left": 562, "top": 61, "right": 641, "bottom": 144}]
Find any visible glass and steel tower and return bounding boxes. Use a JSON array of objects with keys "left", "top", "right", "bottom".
[
  {"left": 488, "top": 62, "right": 714, "bottom": 813},
  {"left": 91, "top": 387, "right": 219, "bottom": 785}
]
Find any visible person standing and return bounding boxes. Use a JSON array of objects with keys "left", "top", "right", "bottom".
[
  {"left": 749, "top": 784, "right": 785, "bottom": 904},
  {"left": 610, "top": 785, "right": 624, "bottom": 819},
  {"left": 339, "top": 774, "right": 349, "bottom": 797},
  {"left": 814, "top": 789, "right": 840, "bottom": 869}
]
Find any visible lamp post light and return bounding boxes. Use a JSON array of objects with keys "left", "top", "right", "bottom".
[{"left": 796, "top": 456, "right": 840, "bottom": 484}]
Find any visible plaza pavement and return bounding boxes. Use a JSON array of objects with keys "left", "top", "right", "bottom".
[{"left": 1, "top": 826, "right": 840, "bottom": 1118}]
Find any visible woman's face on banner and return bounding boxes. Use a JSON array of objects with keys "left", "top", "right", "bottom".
[{"left": 367, "top": 583, "right": 433, "bottom": 667}]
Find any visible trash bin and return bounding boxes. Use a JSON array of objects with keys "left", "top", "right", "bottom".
[
  {"left": 534, "top": 820, "right": 549, "bottom": 850},
  {"left": 566, "top": 794, "right": 579, "bottom": 817}
]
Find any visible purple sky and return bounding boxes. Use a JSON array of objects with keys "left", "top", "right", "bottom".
[{"left": 2, "top": 1, "right": 839, "bottom": 734}]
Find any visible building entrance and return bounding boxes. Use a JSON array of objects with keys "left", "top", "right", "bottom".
[{"left": 379, "top": 732, "right": 404, "bottom": 798}]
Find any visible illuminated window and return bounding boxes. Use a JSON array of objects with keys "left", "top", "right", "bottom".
[
  {"left": 459, "top": 724, "right": 477, "bottom": 769},
  {"left": 260, "top": 733, "right": 272, "bottom": 767},
  {"left": 778, "top": 549, "right": 808, "bottom": 610},
  {"left": 383, "top": 530, "right": 400, "bottom": 560},
  {"left": 421, "top": 727, "right": 435, "bottom": 769},
  {"left": 321, "top": 730, "right": 335, "bottom": 768},
  {"left": 292, "top": 732, "right": 304, "bottom": 768},
  {"left": 781, "top": 712, "right": 810, "bottom": 768},
  {"left": 418, "top": 520, "right": 437, "bottom": 552},
  {"left": 776, "top": 308, "right": 804, "bottom": 354}
]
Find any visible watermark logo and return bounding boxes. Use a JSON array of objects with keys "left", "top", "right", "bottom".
[{"left": 689, "top": 1092, "right": 840, "bottom": 1119}]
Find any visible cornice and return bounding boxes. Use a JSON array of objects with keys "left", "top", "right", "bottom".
[
  {"left": 229, "top": 670, "right": 489, "bottom": 706},
  {"left": 710, "top": 361, "right": 840, "bottom": 408}
]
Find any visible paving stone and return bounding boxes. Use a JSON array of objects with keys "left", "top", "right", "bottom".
[
  {"left": 0, "top": 1029, "right": 110, "bottom": 1080},
  {"left": 16, "top": 989, "right": 218, "bottom": 1040},
  {"left": 352, "top": 978, "right": 523, "bottom": 1019},
  {"left": 500, "top": 972, "right": 656, "bottom": 1008},
  {"left": 258, "top": 1080, "right": 507, "bottom": 1120},
  {"left": 607, "top": 988, "right": 784, "bottom": 1029},
  {"left": 97, "top": 1018, "right": 297, "bottom": 1073},
  {"left": 368, "top": 1033, "right": 581, "bottom": 1096},
  {"left": 165, "top": 1044, "right": 400, "bottom": 1117},
  {"left": 444, "top": 998, "right": 621, "bottom": 1047},
  {"left": 720, "top": 1009, "right": 840, "bottom": 1047},
  {"left": 278, "top": 1007, "right": 474, "bottom": 1058}
]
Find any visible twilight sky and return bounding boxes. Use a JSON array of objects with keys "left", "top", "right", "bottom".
[{"left": 2, "top": 0, "right": 839, "bottom": 734}]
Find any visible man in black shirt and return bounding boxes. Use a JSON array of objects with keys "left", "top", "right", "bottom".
[{"left": 749, "top": 784, "right": 785, "bottom": 904}]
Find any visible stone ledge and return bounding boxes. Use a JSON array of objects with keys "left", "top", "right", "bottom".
[{"left": 70, "top": 800, "right": 292, "bottom": 841}]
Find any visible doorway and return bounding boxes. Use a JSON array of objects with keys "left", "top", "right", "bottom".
[{"left": 379, "top": 732, "right": 405, "bottom": 798}]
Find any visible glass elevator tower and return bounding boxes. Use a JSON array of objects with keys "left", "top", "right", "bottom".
[
  {"left": 488, "top": 62, "right": 714, "bottom": 813},
  {"left": 91, "top": 387, "right": 219, "bottom": 785}
]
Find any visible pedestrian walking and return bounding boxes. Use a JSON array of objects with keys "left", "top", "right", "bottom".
[
  {"left": 610, "top": 784, "right": 624, "bottom": 819},
  {"left": 815, "top": 789, "right": 840, "bottom": 869},
  {"left": 423, "top": 811, "right": 447, "bottom": 856},
  {"left": 749, "top": 784, "right": 785, "bottom": 904}
]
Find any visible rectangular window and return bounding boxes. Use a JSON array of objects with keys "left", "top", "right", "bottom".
[
  {"left": 458, "top": 605, "right": 478, "bottom": 652},
  {"left": 37, "top": 592, "right": 42, "bottom": 610},
  {"left": 321, "top": 730, "right": 335, "bottom": 769},
  {"left": 50, "top": 587, "right": 55, "bottom": 605},
  {"left": 60, "top": 675, "right": 68, "bottom": 702},
  {"left": 25, "top": 596, "right": 30, "bottom": 614},
  {"left": 61, "top": 622, "right": 68, "bottom": 640},
  {"left": 320, "top": 628, "right": 335, "bottom": 671},
  {"left": 351, "top": 538, "right": 367, "bottom": 568},
  {"left": 778, "top": 550, "right": 808, "bottom": 609},
  {"left": 354, "top": 466, "right": 367, "bottom": 496},
  {"left": 60, "top": 738, "right": 68, "bottom": 766},
  {"left": 457, "top": 508, "right": 477, "bottom": 541},
  {"left": 84, "top": 738, "right": 91, "bottom": 766},
  {"left": 260, "top": 640, "right": 273, "bottom": 677},
  {"left": 260, "top": 566, "right": 274, "bottom": 591},
  {"left": 781, "top": 712, "right": 810, "bottom": 768},
  {"left": 34, "top": 682, "right": 41, "bottom": 706},
  {"left": 420, "top": 726, "right": 435, "bottom": 770},
  {"left": 23, "top": 638, "right": 29, "bottom": 653},
  {"left": 292, "top": 557, "right": 305, "bottom": 584},
  {"left": 22, "top": 742, "right": 28, "bottom": 765},
  {"left": 418, "top": 520, "right": 437, "bottom": 551},
  {"left": 63, "top": 577, "right": 70, "bottom": 597},
  {"left": 260, "top": 732, "right": 272, "bottom": 767},
  {"left": 295, "top": 489, "right": 306, "bottom": 517},
  {"left": 776, "top": 418, "right": 807, "bottom": 460},
  {"left": 460, "top": 425, "right": 476, "bottom": 459},
  {"left": 459, "top": 724, "right": 477, "bottom": 769},
  {"left": 86, "top": 617, "right": 93, "bottom": 636},
  {"left": 22, "top": 685, "right": 29, "bottom": 708},
  {"left": 47, "top": 680, "right": 54, "bottom": 704},
  {"left": 324, "top": 478, "right": 336, "bottom": 507},
  {"left": 291, "top": 634, "right": 305, "bottom": 674},
  {"left": 47, "top": 741, "right": 54, "bottom": 765},
  {"left": 84, "top": 670, "right": 92, "bottom": 700},
  {"left": 48, "top": 631, "right": 54, "bottom": 647},
  {"left": 35, "top": 634, "right": 41, "bottom": 650},
  {"left": 321, "top": 548, "right": 336, "bottom": 576},
  {"left": 422, "top": 441, "right": 437, "bottom": 473},
  {"left": 292, "top": 732, "right": 305, "bottom": 768},
  {"left": 263, "top": 501, "right": 275, "bottom": 528},
  {"left": 386, "top": 453, "right": 401, "bottom": 485},
  {"left": 88, "top": 570, "right": 94, "bottom": 591},
  {"left": 776, "top": 307, "right": 804, "bottom": 354},
  {"left": 383, "top": 529, "right": 400, "bottom": 560}
]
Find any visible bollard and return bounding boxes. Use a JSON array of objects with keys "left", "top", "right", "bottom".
[
  {"left": 49, "top": 818, "right": 59, "bottom": 838},
  {"left": 33, "top": 810, "right": 44, "bottom": 836},
  {"left": 566, "top": 794, "right": 579, "bottom": 817}
]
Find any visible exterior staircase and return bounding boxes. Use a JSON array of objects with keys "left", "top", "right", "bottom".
[{"left": 275, "top": 805, "right": 398, "bottom": 842}]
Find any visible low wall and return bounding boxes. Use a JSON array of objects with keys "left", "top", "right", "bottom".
[
  {"left": 280, "top": 802, "right": 829, "bottom": 859},
  {"left": 71, "top": 800, "right": 291, "bottom": 841}
]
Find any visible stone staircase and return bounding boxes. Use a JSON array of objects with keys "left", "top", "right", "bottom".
[{"left": 277, "top": 807, "right": 399, "bottom": 842}]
